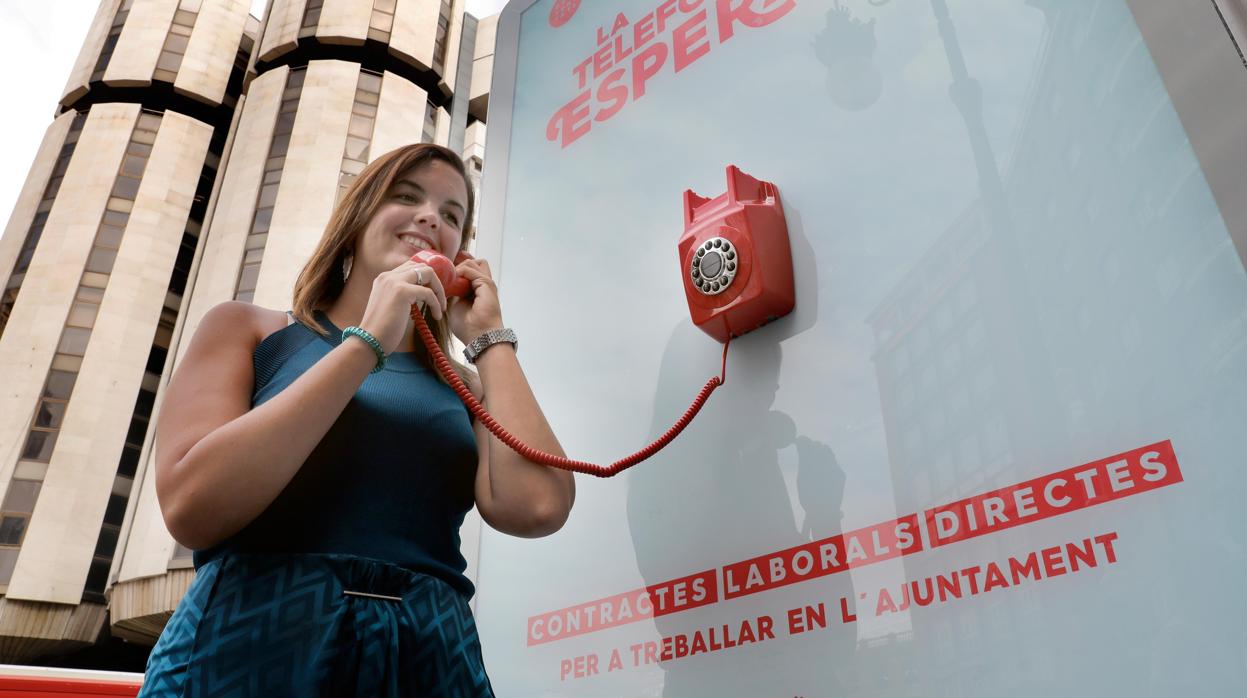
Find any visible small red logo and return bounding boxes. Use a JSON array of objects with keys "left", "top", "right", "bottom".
[{"left": 548, "top": 0, "right": 580, "bottom": 28}]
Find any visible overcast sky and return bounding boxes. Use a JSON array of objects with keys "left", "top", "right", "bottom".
[{"left": 0, "top": 0, "right": 510, "bottom": 237}]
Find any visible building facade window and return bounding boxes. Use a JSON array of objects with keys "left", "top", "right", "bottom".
[
  {"left": 368, "top": 0, "right": 397, "bottom": 43},
  {"left": 0, "top": 113, "right": 88, "bottom": 340},
  {"left": 83, "top": 490, "right": 127, "bottom": 600},
  {"left": 91, "top": 0, "right": 136, "bottom": 82},
  {"left": 299, "top": 0, "right": 324, "bottom": 39},
  {"left": 432, "top": 0, "right": 453, "bottom": 74},
  {"left": 82, "top": 311, "right": 166, "bottom": 602},
  {"left": 0, "top": 478, "right": 41, "bottom": 584},
  {"left": 223, "top": 28, "right": 256, "bottom": 110},
  {"left": 153, "top": 0, "right": 202, "bottom": 84},
  {"left": 0, "top": 110, "right": 161, "bottom": 587},
  {"left": 422, "top": 98, "right": 438, "bottom": 144},
  {"left": 337, "top": 70, "right": 382, "bottom": 201},
  {"left": 234, "top": 68, "right": 305, "bottom": 302},
  {"left": 170, "top": 541, "right": 194, "bottom": 569}
]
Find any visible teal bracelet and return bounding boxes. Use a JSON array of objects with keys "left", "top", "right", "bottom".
[{"left": 342, "top": 326, "right": 386, "bottom": 373}]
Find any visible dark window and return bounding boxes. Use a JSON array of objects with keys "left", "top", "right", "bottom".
[
  {"left": 21, "top": 430, "right": 56, "bottom": 461},
  {"left": 146, "top": 345, "right": 168, "bottom": 374},
  {"left": 125, "top": 416, "right": 148, "bottom": 447},
  {"left": 121, "top": 154, "right": 146, "bottom": 177},
  {"left": 85, "top": 247, "right": 118, "bottom": 274},
  {"left": 43, "top": 371, "right": 77, "bottom": 399},
  {"left": 252, "top": 206, "right": 272, "bottom": 233},
  {"left": 0, "top": 516, "right": 28, "bottom": 546},
  {"left": 118, "top": 445, "right": 141, "bottom": 478},
  {"left": 97, "top": 224, "right": 125, "bottom": 249},
  {"left": 111, "top": 175, "right": 141, "bottom": 200},
  {"left": 94, "top": 526, "right": 120, "bottom": 558},
  {"left": 274, "top": 112, "right": 295, "bottom": 136},
  {"left": 58, "top": 328, "right": 92, "bottom": 358},
  {"left": 1, "top": 481, "right": 41, "bottom": 514},
  {"left": 15, "top": 248, "right": 35, "bottom": 274},
  {"left": 104, "top": 494, "right": 126, "bottom": 526},
  {"left": 84, "top": 558, "right": 110, "bottom": 593},
  {"left": 33, "top": 401, "right": 67, "bottom": 429},
  {"left": 135, "top": 389, "right": 156, "bottom": 418}
]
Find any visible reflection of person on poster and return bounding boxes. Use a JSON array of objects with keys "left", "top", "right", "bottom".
[
  {"left": 626, "top": 321, "right": 854, "bottom": 696},
  {"left": 797, "top": 436, "right": 847, "bottom": 541}
]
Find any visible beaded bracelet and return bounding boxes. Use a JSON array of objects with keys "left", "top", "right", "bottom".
[{"left": 342, "top": 326, "right": 386, "bottom": 373}]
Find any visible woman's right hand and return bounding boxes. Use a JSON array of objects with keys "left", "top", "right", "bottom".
[{"left": 358, "top": 258, "right": 447, "bottom": 354}]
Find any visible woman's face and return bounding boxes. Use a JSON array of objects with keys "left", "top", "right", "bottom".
[{"left": 353, "top": 158, "right": 469, "bottom": 277}]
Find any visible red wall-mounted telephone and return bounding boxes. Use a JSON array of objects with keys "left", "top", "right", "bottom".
[
  {"left": 407, "top": 164, "right": 791, "bottom": 477},
  {"left": 680, "top": 165, "right": 795, "bottom": 343}
]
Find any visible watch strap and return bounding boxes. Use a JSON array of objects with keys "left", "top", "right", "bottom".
[{"left": 463, "top": 328, "right": 517, "bottom": 364}]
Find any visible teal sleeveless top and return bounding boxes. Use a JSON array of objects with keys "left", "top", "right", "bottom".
[{"left": 193, "top": 310, "right": 479, "bottom": 598}]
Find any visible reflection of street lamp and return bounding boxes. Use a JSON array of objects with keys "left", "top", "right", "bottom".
[
  {"left": 928, "top": 0, "right": 1010, "bottom": 223},
  {"left": 847, "top": 0, "right": 1007, "bottom": 209},
  {"left": 922, "top": 0, "right": 1063, "bottom": 454},
  {"left": 814, "top": 3, "right": 884, "bottom": 110}
]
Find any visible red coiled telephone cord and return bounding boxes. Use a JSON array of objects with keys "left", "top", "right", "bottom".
[{"left": 410, "top": 306, "right": 729, "bottom": 478}]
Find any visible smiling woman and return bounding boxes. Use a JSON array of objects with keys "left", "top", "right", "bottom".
[{"left": 138, "top": 143, "right": 575, "bottom": 697}]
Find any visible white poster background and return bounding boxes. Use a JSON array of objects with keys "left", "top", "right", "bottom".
[{"left": 470, "top": 0, "right": 1247, "bottom": 695}]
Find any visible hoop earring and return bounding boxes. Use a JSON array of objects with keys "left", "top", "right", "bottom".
[{"left": 342, "top": 253, "right": 353, "bottom": 282}]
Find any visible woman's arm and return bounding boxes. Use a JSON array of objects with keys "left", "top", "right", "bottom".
[
  {"left": 469, "top": 347, "right": 576, "bottom": 538},
  {"left": 154, "top": 301, "right": 377, "bottom": 550},
  {"left": 447, "top": 258, "right": 575, "bottom": 537}
]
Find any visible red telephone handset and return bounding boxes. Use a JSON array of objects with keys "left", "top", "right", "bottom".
[
  {"left": 407, "top": 165, "right": 791, "bottom": 478},
  {"left": 411, "top": 248, "right": 474, "bottom": 297}
]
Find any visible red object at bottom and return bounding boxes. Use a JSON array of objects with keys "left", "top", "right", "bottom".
[{"left": 0, "top": 673, "right": 142, "bottom": 697}]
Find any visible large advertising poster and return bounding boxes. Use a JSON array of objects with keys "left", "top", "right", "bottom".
[{"left": 472, "top": 0, "right": 1247, "bottom": 695}]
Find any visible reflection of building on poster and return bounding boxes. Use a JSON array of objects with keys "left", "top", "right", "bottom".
[
  {"left": 860, "top": 0, "right": 1247, "bottom": 688},
  {"left": 530, "top": 440, "right": 1181, "bottom": 671}
]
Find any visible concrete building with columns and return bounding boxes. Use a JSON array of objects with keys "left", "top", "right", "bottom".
[{"left": 0, "top": 0, "right": 495, "bottom": 666}]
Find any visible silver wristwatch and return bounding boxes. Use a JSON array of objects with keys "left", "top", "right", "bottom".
[{"left": 463, "top": 328, "right": 517, "bottom": 364}]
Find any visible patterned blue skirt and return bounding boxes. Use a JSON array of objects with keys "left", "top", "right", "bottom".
[{"left": 137, "top": 552, "right": 494, "bottom": 697}]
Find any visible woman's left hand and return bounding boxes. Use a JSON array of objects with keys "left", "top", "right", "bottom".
[{"left": 448, "top": 257, "right": 505, "bottom": 343}]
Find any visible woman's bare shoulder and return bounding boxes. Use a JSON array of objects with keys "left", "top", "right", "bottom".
[
  {"left": 193, "top": 301, "right": 289, "bottom": 347},
  {"left": 249, "top": 303, "right": 291, "bottom": 339}
]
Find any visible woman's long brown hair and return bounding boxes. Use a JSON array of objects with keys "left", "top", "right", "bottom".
[{"left": 291, "top": 143, "right": 477, "bottom": 382}]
